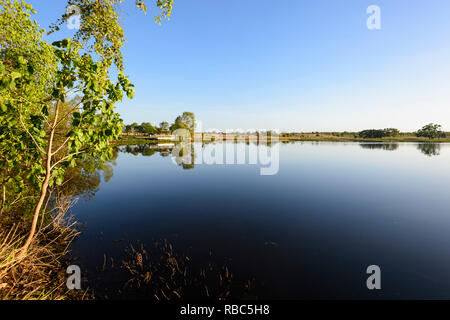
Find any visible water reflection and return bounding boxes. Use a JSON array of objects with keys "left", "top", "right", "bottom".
[
  {"left": 120, "top": 144, "right": 195, "bottom": 169},
  {"left": 360, "top": 142, "right": 443, "bottom": 157},
  {"left": 71, "top": 141, "right": 450, "bottom": 299},
  {"left": 121, "top": 144, "right": 173, "bottom": 156},
  {"left": 359, "top": 143, "right": 399, "bottom": 151},
  {"left": 65, "top": 142, "right": 445, "bottom": 203},
  {"left": 417, "top": 143, "right": 441, "bottom": 157},
  {"left": 60, "top": 148, "right": 119, "bottom": 200}
]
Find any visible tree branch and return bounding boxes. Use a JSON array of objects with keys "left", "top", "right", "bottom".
[{"left": 18, "top": 105, "right": 46, "bottom": 155}]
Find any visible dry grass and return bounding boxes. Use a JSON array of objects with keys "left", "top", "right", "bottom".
[
  {"left": 119, "top": 240, "right": 256, "bottom": 300},
  {"left": 0, "top": 194, "right": 84, "bottom": 300}
]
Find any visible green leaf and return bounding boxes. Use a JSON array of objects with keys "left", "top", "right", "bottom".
[
  {"left": 93, "top": 80, "right": 99, "bottom": 92},
  {"left": 61, "top": 38, "right": 69, "bottom": 48},
  {"left": 72, "top": 118, "right": 80, "bottom": 126},
  {"left": 8, "top": 80, "right": 16, "bottom": 90},
  {"left": 27, "top": 64, "right": 35, "bottom": 75},
  {"left": 10, "top": 71, "right": 22, "bottom": 80},
  {"left": 55, "top": 176, "right": 63, "bottom": 186},
  {"left": 17, "top": 56, "right": 27, "bottom": 65}
]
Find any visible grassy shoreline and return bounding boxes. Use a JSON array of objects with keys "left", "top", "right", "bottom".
[
  {"left": 278, "top": 137, "right": 450, "bottom": 143},
  {"left": 113, "top": 135, "right": 450, "bottom": 145}
]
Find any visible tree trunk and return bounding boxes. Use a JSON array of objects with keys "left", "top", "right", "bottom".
[
  {"left": 0, "top": 183, "right": 5, "bottom": 215},
  {"left": 19, "top": 101, "right": 60, "bottom": 257}
]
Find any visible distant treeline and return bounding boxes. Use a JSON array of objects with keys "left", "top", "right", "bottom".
[
  {"left": 124, "top": 112, "right": 195, "bottom": 135},
  {"left": 359, "top": 128, "right": 400, "bottom": 138},
  {"left": 280, "top": 123, "right": 447, "bottom": 140},
  {"left": 123, "top": 120, "right": 447, "bottom": 140}
]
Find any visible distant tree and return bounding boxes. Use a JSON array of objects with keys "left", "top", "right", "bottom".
[
  {"left": 169, "top": 112, "right": 195, "bottom": 136},
  {"left": 170, "top": 112, "right": 195, "bottom": 136},
  {"left": 141, "top": 122, "right": 157, "bottom": 134},
  {"left": 181, "top": 112, "right": 195, "bottom": 134},
  {"left": 159, "top": 121, "right": 170, "bottom": 134},
  {"left": 124, "top": 124, "right": 132, "bottom": 133},
  {"left": 416, "top": 123, "right": 443, "bottom": 140},
  {"left": 384, "top": 128, "right": 400, "bottom": 137},
  {"left": 128, "top": 122, "right": 139, "bottom": 133},
  {"left": 359, "top": 130, "right": 384, "bottom": 139},
  {"left": 359, "top": 128, "right": 400, "bottom": 139},
  {"left": 123, "top": 122, "right": 156, "bottom": 134},
  {"left": 170, "top": 116, "right": 188, "bottom": 132}
]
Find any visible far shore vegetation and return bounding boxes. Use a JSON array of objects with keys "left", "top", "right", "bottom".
[{"left": 117, "top": 122, "right": 450, "bottom": 144}]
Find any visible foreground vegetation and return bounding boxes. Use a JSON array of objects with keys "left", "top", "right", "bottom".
[
  {"left": 0, "top": 193, "right": 83, "bottom": 299},
  {"left": 0, "top": 0, "right": 173, "bottom": 300}
]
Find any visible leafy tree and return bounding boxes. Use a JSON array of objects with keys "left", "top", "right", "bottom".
[
  {"left": 123, "top": 124, "right": 132, "bottom": 133},
  {"left": 170, "top": 116, "right": 188, "bottom": 132},
  {"left": 0, "top": 0, "right": 174, "bottom": 255},
  {"left": 0, "top": 0, "right": 58, "bottom": 216},
  {"left": 383, "top": 128, "right": 400, "bottom": 137},
  {"left": 170, "top": 112, "right": 195, "bottom": 136},
  {"left": 359, "top": 128, "right": 400, "bottom": 139},
  {"left": 49, "top": 0, "right": 174, "bottom": 74},
  {"left": 180, "top": 112, "right": 195, "bottom": 136},
  {"left": 159, "top": 121, "right": 169, "bottom": 133},
  {"left": 416, "top": 123, "right": 444, "bottom": 140},
  {"left": 1, "top": 36, "right": 134, "bottom": 255},
  {"left": 124, "top": 122, "right": 156, "bottom": 134},
  {"left": 130, "top": 122, "right": 141, "bottom": 133},
  {"left": 141, "top": 122, "right": 157, "bottom": 134}
]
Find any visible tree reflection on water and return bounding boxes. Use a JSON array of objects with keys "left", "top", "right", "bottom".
[
  {"left": 360, "top": 142, "right": 443, "bottom": 157},
  {"left": 121, "top": 143, "right": 196, "bottom": 170},
  {"left": 417, "top": 143, "right": 441, "bottom": 157},
  {"left": 359, "top": 143, "right": 399, "bottom": 151}
]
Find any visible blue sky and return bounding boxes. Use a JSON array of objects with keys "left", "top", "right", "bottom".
[{"left": 30, "top": 0, "right": 450, "bottom": 131}]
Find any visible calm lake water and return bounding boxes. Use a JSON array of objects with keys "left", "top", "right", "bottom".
[{"left": 71, "top": 142, "right": 450, "bottom": 299}]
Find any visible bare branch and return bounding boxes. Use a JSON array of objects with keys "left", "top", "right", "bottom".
[
  {"left": 50, "top": 150, "right": 87, "bottom": 171},
  {"left": 51, "top": 136, "right": 72, "bottom": 157}
]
